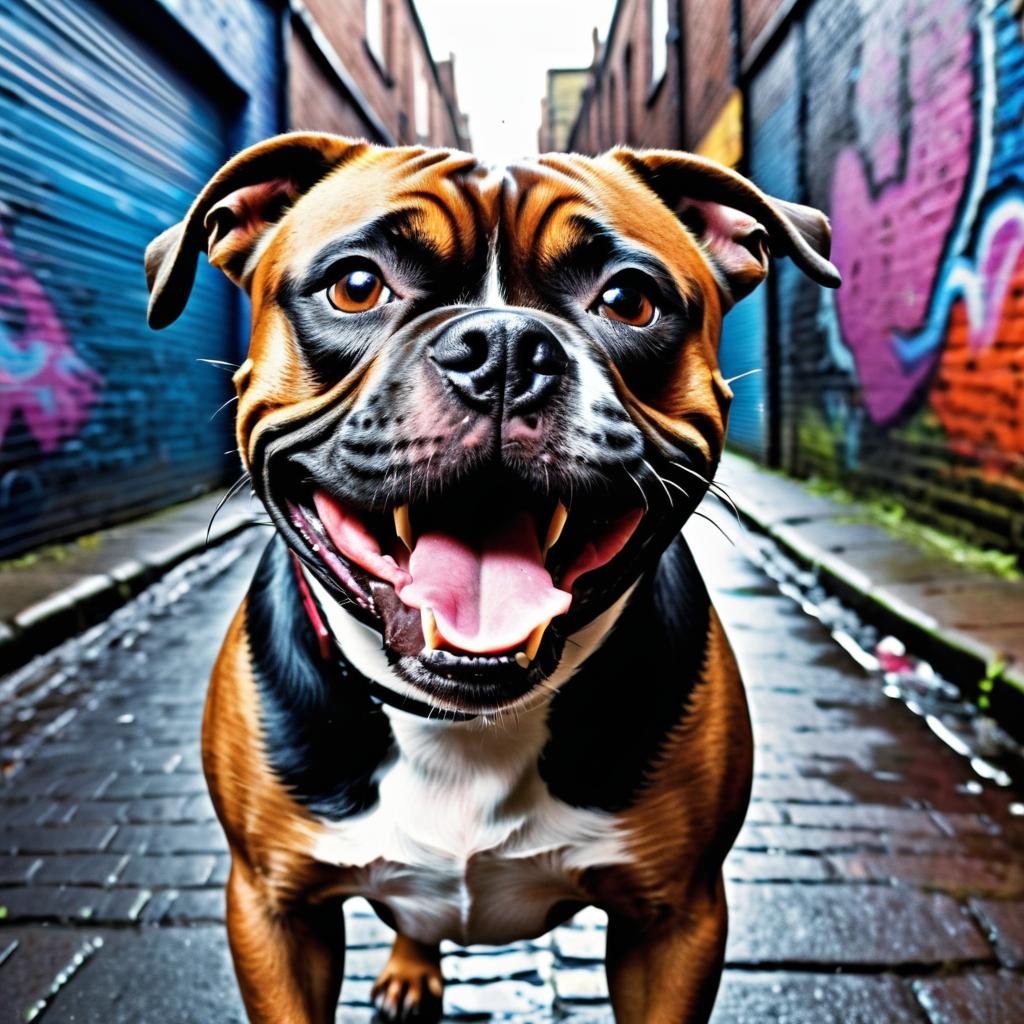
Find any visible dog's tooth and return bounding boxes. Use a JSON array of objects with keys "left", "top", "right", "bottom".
[
  {"left": 526, "top": 620, "right": 550, "bottom": 661},
  {"left": 543, "top": 501, "right": 569, "bottom": 557},
  {"left": 394, "top": 505, "right": 413, "bottom": 551},
  {"left": 421, "top": 607, "right": 440, "bottom": 650},
  {"left": 514, "top": 620, "right": 550, "bottom": 668}
]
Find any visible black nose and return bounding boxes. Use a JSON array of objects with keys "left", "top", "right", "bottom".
[{"left": 430, "top": 310, "right": 568, "bottom": 416}]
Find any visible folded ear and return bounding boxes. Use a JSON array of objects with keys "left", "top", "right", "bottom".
[
  {"left": 144, "top": 132, "right": 369, "bottom": 329},
  {"left": 611, "top": 148, "right": 841, "bottom": 308}
]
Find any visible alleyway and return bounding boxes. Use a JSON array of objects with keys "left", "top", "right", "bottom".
[{"left": 1, "top": 517, "right": 1022, "bottom": 1023}]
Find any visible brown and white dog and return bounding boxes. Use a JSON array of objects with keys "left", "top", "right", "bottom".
[{"left": 145, "top": 133, "right": 839, "bottom": 1024}]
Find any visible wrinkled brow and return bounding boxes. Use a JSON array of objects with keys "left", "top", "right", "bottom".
[
  {"left": 294, "top": 211, "right": 451, "bottom": 294},
  {"left": 538, "top": 214, "right": 698, "bottom": 305}
]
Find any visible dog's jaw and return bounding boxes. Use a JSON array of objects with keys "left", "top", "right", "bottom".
[{"left": 305, "top": 566, "right": 640, "bottom": 718}]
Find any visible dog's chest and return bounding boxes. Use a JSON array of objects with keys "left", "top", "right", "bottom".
[{"left": 309, "top": 707, "right": 628, "bottom": 946}]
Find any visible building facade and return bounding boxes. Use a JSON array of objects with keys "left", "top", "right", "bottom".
[
  {"left": 0, "top": 0, "right": 466, "bottom": 558},
  {"left": 566, "top": 0, "right": 683, "bottom": 154},
  {"left": 558, "top": 0, "right": 1024, "bottom": 557},
  {"left": 538, "top": 66, "right": 592, "bottom": 154},
  {"left": 288, "top": 0, "right": 470, "bottom": 148}
]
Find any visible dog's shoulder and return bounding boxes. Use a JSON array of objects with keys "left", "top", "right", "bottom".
[{"left": 245, "top": 536, "right": 395, "bottom": 821}]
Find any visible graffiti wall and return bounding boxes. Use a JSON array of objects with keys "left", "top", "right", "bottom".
[
  {"left": 0, "top": 0, "right": 280, "bottom": 557},
  {"left": 764, "top": 0, "right": 1024, "bottom": 552}
]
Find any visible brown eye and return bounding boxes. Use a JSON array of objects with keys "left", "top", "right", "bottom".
[
  {"left": 596, "top": 283, "right": 657, "bottom": 327},
  {"left": 327, "top": 267, "right": 391, "bottom": 312}
]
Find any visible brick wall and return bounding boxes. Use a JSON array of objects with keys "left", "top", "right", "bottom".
[
  {"left": 682, "top": 0, "right": 734, "bottom": 150},
  {"left": 566, "top": 0, "right": 682, "bottom": 154},
  {"left": 740, "top": 0, "right": 786, "bottom": 59},
  {"left": 289, "top": 0, "right": 468, "bottom": 148},
  {"left": 765, "top": 0, "right": 1024, "bottom": 553},
  {"left": 289, "top": 22, "right": 384, "bottom": 139},
  {"left": 557, "top": 0, "right": 1024, "bottom": 555}
]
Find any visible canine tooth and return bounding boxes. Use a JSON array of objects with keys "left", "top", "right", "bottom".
[
  {"left": 394, "top": 505, "right": 413, "bottom": 550},
  {"left": 543, "top": 501, "right": 569, "bottom": 556},
  {"left": 421, "top": 607, "right": 441, "bottom": 651},
  {"left": 525, "top": 620, "right": 549, "bottom": 661},
  {"left": 515, "top": 620, "right": 551, "bottom": 669}
]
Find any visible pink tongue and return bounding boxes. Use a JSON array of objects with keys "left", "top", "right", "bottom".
[{"left": 396, "top": 512, "right": 572, "bottom": 654}]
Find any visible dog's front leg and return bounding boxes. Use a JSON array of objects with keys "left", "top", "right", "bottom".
[
  {"left": 226, "top": 860, "right": 346, "bottom": 1024},
  {"left": 604, "top": 875, "right": 728, "bottom": 1024}
]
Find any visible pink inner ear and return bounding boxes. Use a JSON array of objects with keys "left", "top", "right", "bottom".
[
  {"left": 682, "top": 199, "right": 769, "bottom": 303},
  {"left": 204, "top": 178, "right": 298, "bottom": 258}
]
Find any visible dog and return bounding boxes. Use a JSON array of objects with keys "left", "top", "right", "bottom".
[{"left": 145, "top": 133, "right": 839, "bottom": 1024}]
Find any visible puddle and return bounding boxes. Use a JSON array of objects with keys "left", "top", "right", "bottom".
[{"left": 741, "top": 531, "right": 1024, "bottom": 791}]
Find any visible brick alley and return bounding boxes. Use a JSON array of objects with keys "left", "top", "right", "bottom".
[{"left": 1, "top": 516, "right": 1022, "bottom": 1023}]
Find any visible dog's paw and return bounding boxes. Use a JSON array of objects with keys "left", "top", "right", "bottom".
[{"left": 371, "top": 952, "right": 443, "bottom": 1022}]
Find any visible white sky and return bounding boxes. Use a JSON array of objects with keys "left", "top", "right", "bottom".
[{"left": 415, "top": 0, "right": 617, "bottom": 163}]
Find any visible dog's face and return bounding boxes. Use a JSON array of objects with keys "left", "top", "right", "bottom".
[{"left": 147, "top": 133, "right": 838, "bottom": 713}]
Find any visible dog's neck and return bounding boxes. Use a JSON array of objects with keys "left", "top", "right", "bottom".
[{"left": 304, "top": 568, "right": 638, "bottom": 724}]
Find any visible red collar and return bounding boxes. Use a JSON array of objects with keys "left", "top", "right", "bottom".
[{"left": 290, "top": 551, "right": 332, "bottom": 661}]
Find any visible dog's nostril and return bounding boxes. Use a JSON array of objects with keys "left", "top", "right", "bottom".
[
  {"left": 433, "top": 329, "right": 490, "bottom": 373},
  {"left": 522, "top": 334, "right": 568, "bottom": 376}
]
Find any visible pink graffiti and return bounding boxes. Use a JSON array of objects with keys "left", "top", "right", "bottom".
[
  {"left": 957, "top": 199, "right": 1024, "bottom": 352},
  {"left": 830, "top": 0, "right": 975, "bottom": 425},
  {"left": 0, "top": 225, "right": 102, "bottom": 452}
]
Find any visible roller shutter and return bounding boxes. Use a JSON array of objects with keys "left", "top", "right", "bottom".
[
  {"left": 0, "top": 0, "right": 236, "bottom": 555},
  {"left": 719, "top": 290, "right": 768, "bottom": 459}
]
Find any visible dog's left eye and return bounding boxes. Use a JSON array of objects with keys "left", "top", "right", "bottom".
[
  {"left": 593, "top": 277, "right": 659, "bottom": 327},
  {"left": 326, "top": 265, "right": 393, "bottom": 313}
]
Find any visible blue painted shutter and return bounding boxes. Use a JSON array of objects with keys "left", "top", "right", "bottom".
[
  {"left": 719, "top": 289, "right": 768, "bottom": 458},
  {"left": 0, "top": 0, "right": 236, "bottom": 555}
]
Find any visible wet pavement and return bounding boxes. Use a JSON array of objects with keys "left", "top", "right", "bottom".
[{"left": 1, "top": 516, "right": 1023, "bottom": 1023}]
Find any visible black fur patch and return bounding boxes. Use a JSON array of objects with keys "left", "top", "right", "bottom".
[
  {"left": 539, "top": 535, "right": 712, "bottom": 812},
  {"left": 246, "top": 536, "right": 394, "bottom": 820}
]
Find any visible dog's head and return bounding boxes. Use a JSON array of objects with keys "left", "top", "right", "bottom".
[{"left": 146, "top": 132, "right": 839, "bottom": 714}]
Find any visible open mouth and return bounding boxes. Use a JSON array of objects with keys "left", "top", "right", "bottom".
[{"left": 285, "top": 474, "right": 643, "bottom": 679}]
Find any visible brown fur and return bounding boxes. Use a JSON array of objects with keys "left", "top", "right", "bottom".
[{"left": 144, "top": 133, "right": 837, "bottom": 1023}]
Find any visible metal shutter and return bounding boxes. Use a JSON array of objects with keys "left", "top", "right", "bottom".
[
  {"left": 0, "top": 0, "right": 236, "bottom": 556},
  {"left": 719, "top": 290, "right": 768, "bottom": 458}
]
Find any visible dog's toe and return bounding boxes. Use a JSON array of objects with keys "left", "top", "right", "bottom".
[{"left": 371, "top": 964, "right": 443, "bottom": 1022}]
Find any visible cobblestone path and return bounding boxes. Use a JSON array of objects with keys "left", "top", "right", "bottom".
[{"left": 1, "top": 521, "right": 1022, "bottom": 1023}]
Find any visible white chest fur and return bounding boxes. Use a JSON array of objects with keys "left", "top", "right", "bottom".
[{"left": 311, "top": 704, "right": 629, "bottom": 946}]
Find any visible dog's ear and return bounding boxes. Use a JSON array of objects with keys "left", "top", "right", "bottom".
[
  {"left": 145, "top": 132, "right": 370, "bottom": 329},
  {"left": 611, "top": 148, "right": 841, "bottom": 308}
]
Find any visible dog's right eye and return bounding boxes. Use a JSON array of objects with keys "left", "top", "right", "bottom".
[
  {"left": 327, "top": 264, "right": 393, "bottom": 313},
  {"left": 591, "top": 273, "right": 660, "bottom": 328}
]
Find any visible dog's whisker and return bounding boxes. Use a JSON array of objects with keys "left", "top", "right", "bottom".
[
  {"left": 198, "top": 357, "right": 240, "bottom": 373},
  {"left": 210, "top": 394, "right": 238, "bottom": 422},
  {"left": 625, "top": 471, "right": 650, "bottom": 514},
  {"left": 206, "top": 472, "right": 251, "bottom": 545},
  {"left": 691, "top": 509, "right": 736, "bottom": 547},
  {"left": 667, "top": 461, "right": 710, "bottom": 487},
  {"left": 668, "top": 461, "right": 744, "bottom": 529},
  {"left": 708, "top": 488, "right": 744, "bottom": 530},
  {"left": 723, "top": 367, "right": 762, "bottom": 385},
  {"left": 641, "top": 458, "right": 675, "bottom": 508}
]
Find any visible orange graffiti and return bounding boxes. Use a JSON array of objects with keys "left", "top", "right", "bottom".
[{"left": 929, "top": 250, "right": 1024, "bottom": 478}]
